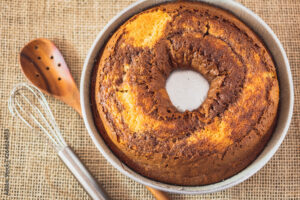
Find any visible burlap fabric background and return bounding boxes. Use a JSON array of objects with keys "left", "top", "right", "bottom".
[{"left": 0, "top": 0, "right": 299, "bottom": 199}]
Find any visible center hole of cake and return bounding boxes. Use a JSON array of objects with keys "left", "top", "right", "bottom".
[{"left": 166, "top": 70, "right": 209, "bottom": 112}]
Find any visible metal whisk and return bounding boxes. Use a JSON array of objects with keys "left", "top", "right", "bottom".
[{"left": 8, "top": 83, "right": 110, "bottom": 200}]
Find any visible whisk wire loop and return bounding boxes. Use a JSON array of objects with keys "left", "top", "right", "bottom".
[{"left": 8, "top": 83, "right": 67, "bottom": 151}]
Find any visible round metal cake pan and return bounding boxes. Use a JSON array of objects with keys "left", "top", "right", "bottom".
[{"left": 80, "top": 0, "right": 294, "bottom": 194}]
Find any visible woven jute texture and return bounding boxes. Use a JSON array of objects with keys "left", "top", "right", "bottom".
[{"left": 0, "top": 0, "right": 299, "bottom": 199}]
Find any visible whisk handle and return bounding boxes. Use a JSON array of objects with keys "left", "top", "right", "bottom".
[{"left": 58, "top": 146, "right": 110, "bottom": 200}]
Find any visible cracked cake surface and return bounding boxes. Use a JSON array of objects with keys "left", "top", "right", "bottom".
[{"left": 91, "top": 1, "right": 279, "bottom": 185}]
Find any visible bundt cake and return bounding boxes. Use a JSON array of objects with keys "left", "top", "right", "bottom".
[{"left": 91, "top": 1, "right": 279, "bottom": 185}]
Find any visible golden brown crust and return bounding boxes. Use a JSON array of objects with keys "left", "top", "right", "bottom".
[{"left": 90, "top": 1, "right": 279, "bottom": 185}]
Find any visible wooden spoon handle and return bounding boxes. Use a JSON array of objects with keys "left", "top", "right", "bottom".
[{"left": 146, "top": 186, "right": 170, "bottom": 200}]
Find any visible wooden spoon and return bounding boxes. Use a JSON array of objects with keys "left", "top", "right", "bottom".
[
  {"left": 20, "top": 38, "right": 81, "bottom": 115},
  {"left": 20, "top": 38, "right": 170, "bottom": 200}
]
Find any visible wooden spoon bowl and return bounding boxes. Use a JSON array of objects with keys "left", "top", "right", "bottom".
[{"left": 20, "top": 38, "right": 81, "bottom": 115}]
